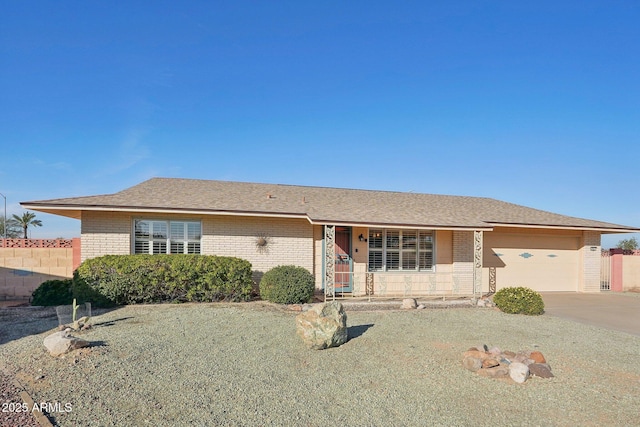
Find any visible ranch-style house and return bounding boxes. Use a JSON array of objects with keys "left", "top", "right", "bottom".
[{"left": 21, "top": 178, "right": 640, "bottom": 298}]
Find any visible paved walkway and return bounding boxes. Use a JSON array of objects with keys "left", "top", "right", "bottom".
[{"left": 541, "top": 292, "right": 640, "bottom": 337}]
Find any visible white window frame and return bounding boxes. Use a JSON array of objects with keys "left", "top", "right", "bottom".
[
  {"left": 133, "top": 219, "right": 202, "bottom": 255},
  {"left": 368, "top": 229, "right": 434, "bottom": 272}
]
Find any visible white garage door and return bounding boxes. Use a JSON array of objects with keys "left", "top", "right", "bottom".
[{"left": 484, "top": 232, "right": 580, "bottom": 292}]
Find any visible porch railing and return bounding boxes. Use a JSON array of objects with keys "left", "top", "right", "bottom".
[{"left": 324, "top": 271, "right": 475, "bottom": 301}]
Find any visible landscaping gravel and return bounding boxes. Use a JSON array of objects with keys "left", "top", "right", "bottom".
[{"left": 1, "top": 302, "right": 640, "bottom": 426}]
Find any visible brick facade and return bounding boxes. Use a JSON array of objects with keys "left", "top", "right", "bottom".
[
  {"left": 77, "top": 211, "right": 607, "bottom": 295},
  {"left": 202, "top": 215, "right": 314, "bottom": 280},
  {"left": 80, "top": 211, "right": 315, "bottom": 283},
  {"left": 81, "top": 211, "right": 131, "bottom": 261}
]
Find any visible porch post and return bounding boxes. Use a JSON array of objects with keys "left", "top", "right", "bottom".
[
  {"left": 324, "top": 225, "right": 335, "bottom": 301},
  {"left": 473, "top": 230, "right": 483, "bottom": 300}
]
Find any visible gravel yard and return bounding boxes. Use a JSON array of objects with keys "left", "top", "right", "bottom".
[{"left": 1, "top": 302, "right": 640, "bottom": 427}]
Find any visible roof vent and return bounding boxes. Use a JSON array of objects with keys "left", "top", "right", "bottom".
[{"left": 266, "top": 193, "right": 274, "bottom": 199}]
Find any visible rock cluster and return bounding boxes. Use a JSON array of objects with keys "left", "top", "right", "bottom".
[
  {"left": 58, "top": 315, "right": 92, "bottom": 332},
  {"left": 462, "top": 345, "right": 553, "bottom": 383},
  {"left": 295, "top": 301, "right": 348, "bottom": 350}
]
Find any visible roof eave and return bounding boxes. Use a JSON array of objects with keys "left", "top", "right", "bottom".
[
  {"left": 309, "top": 219, "right": 492, "bottom": 231},
  {"left": 21, "top": 203, "right": 313, "bottom": 222},
  {"left": 487, "top": 222, "right": 640, "bottom": 233}
]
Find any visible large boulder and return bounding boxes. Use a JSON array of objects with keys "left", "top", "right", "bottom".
[
  {"left": 295, "top": 302, "right": 348, "bottom": 350},
  {"left": 43, "top": 329, "right": 89, "bottom": 357}
]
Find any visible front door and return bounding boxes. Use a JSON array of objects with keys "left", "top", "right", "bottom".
[{"left": 335, "top": 226, "right": 353, "bottom": 292}]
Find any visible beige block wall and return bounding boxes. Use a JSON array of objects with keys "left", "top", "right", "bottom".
[
  {"left": 0, "top": 247, "right": 75, "bottom": 300},
  {"left": 622, "top": 255, "right": 640, "bottom": 291}
]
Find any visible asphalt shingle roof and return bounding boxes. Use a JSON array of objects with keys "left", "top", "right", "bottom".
[{"left": 21, "top": 177, "right": 640, "bottom": 232}]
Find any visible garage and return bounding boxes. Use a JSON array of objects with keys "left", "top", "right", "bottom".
[{"left": 484, "top": 230, "right": 581, "bottom": 292}]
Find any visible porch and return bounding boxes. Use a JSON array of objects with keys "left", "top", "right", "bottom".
[{"left": 320, "top": 225, "right": 484, "bottom": 301}]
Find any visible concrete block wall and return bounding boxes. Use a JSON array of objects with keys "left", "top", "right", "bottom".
[
  {"left": 0, "top": 239, "right": 80, "bottom": 300},
  {"left": 607, "top": 249, "right": 640, "bottom": 292},
  {"left": 580, "top": 231, "right": 601, "bottom": 292},
  {"left": 622, "top": 252, "right": 640, "bottom": 291}
]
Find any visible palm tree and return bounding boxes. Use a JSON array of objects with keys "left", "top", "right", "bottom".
[
  {"left": 12, "top": 211, "right": 43, "bottom": 238},
  {"left": 0, "top": 217, "right": 21, "bottom": 238}
]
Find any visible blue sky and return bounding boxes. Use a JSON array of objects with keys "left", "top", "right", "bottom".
[{"left": 1, "top": 1, "right": 639, "bottom": 247}]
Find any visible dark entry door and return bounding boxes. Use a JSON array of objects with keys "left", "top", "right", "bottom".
[{"left": 335, "top": 227, "right": 353, "bottom": 292}]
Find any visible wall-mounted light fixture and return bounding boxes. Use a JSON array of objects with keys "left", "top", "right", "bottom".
[{"left": 358, "top": 234, "right": 367, "bottom": 242}]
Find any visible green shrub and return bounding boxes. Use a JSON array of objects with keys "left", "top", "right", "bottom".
[
  {"left": 492, "top": 286, "right": 545, "bottom": 315},
  {"left": 31, "top": 279, "right": 74, "bottom": 306},
  {"left": 259, "top": 265, "right": 315, "bottom": 304},
  {"left": 73, "top": 254, "right": 253, "bottom": 306}
]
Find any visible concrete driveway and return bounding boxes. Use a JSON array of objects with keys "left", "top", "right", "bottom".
[{"left": 540, "top": 292, "right": 640, "bottom": 337}]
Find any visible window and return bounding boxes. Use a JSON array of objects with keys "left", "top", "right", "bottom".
[
  {"left": 134, "top": 220, "right": 202, "bottom": 254},
  {"left": 368, "top": 229, "right": 434, "bottom": 271}
]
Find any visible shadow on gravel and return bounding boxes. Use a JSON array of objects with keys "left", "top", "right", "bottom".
[
  {"left": 88, "top": 340, "right": 108, "bottom": 348},
  {"left": 0, "top": 307, "right": 120, "bottom": 346},
  {"left": 348, "top": 324, "right": 374, "bottom": 341},
  {"left": 92, "top": 316, "right": 134, "bottom": 327}
]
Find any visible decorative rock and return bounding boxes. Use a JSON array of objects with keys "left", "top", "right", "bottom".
[
  {"left": 417, "top": 304, "right": 425, "bottom": 310},
  {"left": 295, "top": 302, "right": 348, "bottom": 350},
  {"left": 462, "top": 350, "right": 489, "bottom": 361},
  {"left": 529, "top": 363, "right": 554, "bottom": 378},
  {"left": 463, "top": 350, "right": 489, "bottom": 360},
  {"left": 401, "top": 298, "right": 417, "bottom": 309},
  {"left": 477, "top": 365, "right": 510, "bottom": 379},
  {"left": 71, "top": 316, "right": 91, "bottom": 331},
  {"left": 462, "top": 356, "right": 483, "bottom": 372},
  {"left": 487, "top": 346, "right": 502, "bottom": 356},
  {"left": 509, "top": 362, "right": 530, "bottom": 383},
  {"left": 482, "top": 358, "right": 500, "bottom": 369},
  {"left": 462, "top": 346, "right": 551, "bottom": 383},
  {"left": 529, "top": 351, "right": 546, "bottom": 364},
  {"left": 476, "top": 298, "right": 495, "bottom": 308},
  {"left": 43, "top": 329, "right": 89, "bottom": 357}
]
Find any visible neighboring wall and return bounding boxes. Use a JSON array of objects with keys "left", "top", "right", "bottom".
[
  {"left": 607, "top": 249, "right": 640, "bottom": 291},
  {"left": 0, "top": 239, "right": 80, "bottom": 300},
  {"left": 622, "top": 252, "right": 640, "bottom": 291}
]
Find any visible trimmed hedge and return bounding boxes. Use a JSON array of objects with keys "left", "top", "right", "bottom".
[
  {"left": 492, "top": 286, "right": 545, "bottom": 315},
  {"left": 31, "top": 279, "right": 74, "bottom": 306},
  {"left": 259, "top": 265, "right": 315, "bottom": 304},
  {"left": 73, "top": 254, "right": 253, "bottom": 306}
]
